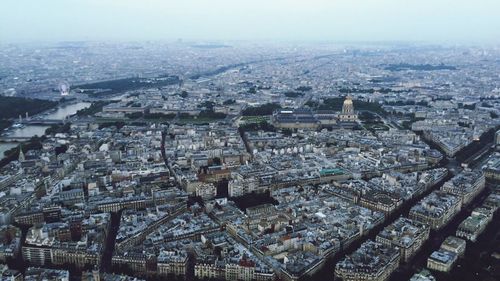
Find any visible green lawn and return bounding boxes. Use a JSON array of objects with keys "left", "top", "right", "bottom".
[
  {"left": 365, "top": 123, "right": 390, "bottom": 131},
  {"left": 240, "top": 115, "right": 270, "bottom": 123}
]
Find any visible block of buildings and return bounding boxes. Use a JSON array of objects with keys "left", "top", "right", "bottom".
[
  {"left": 427, "top": 249, "right": 457, "bottom": 272},
  {"left": 376, "top": 217, "right": 430, "bottom": 263},
  {"left": 409, "top": 191, "right": 461, "bottom": 230},
  {"left": 335, "top": 240, "right": 400, "bottom": 281},
  {"left": 441, "top": 170, "right": 485, "bottom": 205},
  {"left": 440, "top": 236, "right": 466, "bottom": 257}
]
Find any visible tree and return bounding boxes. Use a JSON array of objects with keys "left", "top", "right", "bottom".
[
  {"left": 76, "top": 101, "right": 113, "bottom": 117},
  {"left": 223, "top": 99, "right": 236, "bottom": 105},
  {"left": 284, "top": 91, "right": 304, "bottom": 98},
  {"left": 239, "top": 121, "right": 276, "bottom": 133},
  {"left": 296, "top": 86, "right": 312, "bottom": 92},
  {"left": 212, "top": 157, "right": 222, "bottom": 166},
  {"left": 126, "top": 112, "right": 143, "bottom": 119},
  {"left": 45, "top": 123, "right": 71, "bottom": 135},
  {"left": 242, "top": 103, "right": 281, "bottom": 116}
]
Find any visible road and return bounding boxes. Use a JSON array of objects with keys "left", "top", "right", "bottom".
[
  {"left": 390, "top": 139, "right": 496, "bottom": 280},
  {"left": 312, "top": 113, "right": 495, "bottom": 280}
]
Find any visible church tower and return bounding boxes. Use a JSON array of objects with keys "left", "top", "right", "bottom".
[
  {"left": 18, "top": 144, "right": 25, "bottom": 162},
  {"left": 339, "top": 95, "right": 358, "bottom": 122}
]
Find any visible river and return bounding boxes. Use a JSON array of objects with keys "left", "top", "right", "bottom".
[
  {"left": 0, "top": 143, "right": 17, "bottom": 158},
  {"left": 42, "top": 102, "right": 91, "bottom": 120},
  {"left": 0, "top": 102, "right": 91, "bottom": 158}
]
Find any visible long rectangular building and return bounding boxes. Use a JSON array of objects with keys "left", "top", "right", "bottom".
[
  {"left": 335, "top": 240, "right": 400, "bottom": 281},
  {"left": 376, "top": 217, "right": 430, "bottom": 263},
  {"left": 409, "top": 191, "right": 461, "bottom": 230},
  {"left": 441, "top": 170, "right": 485, "bottom": 205}
]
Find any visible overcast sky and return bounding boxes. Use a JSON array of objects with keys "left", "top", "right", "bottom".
[{"left": 1, "top": 0, "right": 499, "bottom": 44}]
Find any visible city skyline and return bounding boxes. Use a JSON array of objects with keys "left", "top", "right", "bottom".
[{"left": 0, "top": 1, "right": 499, "bottom": 281}]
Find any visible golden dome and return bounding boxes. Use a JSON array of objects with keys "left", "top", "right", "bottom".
[{"left": 343, "top": 95, "right": 353, "bottom": 105}]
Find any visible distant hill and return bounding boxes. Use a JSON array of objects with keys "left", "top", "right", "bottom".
[
  {"left": 191, "top": 44, "right": 231, "bottom": 49},
  {"left": 384, "top": 63, "right": 457, "bottom": 71}
]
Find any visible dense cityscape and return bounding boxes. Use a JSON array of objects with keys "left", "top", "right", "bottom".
[
  {"left": 0, "top": 41, "right": 498, "bottom": 281},
  {"left": 2, "top": 0, "right": 500, "bottom": 280}
]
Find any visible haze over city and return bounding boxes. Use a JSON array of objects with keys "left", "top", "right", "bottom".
[{"left": 2, "top": 0, "right": 500, "bottom": 43}]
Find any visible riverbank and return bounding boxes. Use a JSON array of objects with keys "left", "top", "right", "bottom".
[
  {"left": 0, "top": 96, "right": 59, "bottom": 131},
  {"left": 0, "top": 143, "right": 17, "bottom": 157},
  {"left": 0, "top": 102, "right": 91, "bottom": 162},
  {"left": 0, "top": 135, "right": 45, "bottom": 168}
]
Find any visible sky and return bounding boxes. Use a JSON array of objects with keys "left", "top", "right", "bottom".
[{"left": 1, "top": 0, "right": 500, "bottom": 44}]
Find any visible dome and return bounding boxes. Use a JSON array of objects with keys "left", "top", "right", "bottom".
[
  {"left": 343, "top": 95, "right": 353, "bottom": 105},
  {"left": 342, "top": 95, "right": 354, "bottom": 114}
]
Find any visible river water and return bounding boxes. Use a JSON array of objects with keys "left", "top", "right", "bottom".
[
  {"left": 0, "top": 102, "right": 91, "bottom": 157},
  {"left": 43, "top": 102, "right": 91, "bottom": 120},
  {"left": 0, "top": 143, "right": 17, "bottom": 158}
]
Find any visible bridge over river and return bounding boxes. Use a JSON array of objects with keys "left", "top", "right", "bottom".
[
  {"left": 0, "top": 136, "right": 33, "bottom": 142},
  {"left": 18, "top": 119, "right": 66, "bottom": 125}
]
